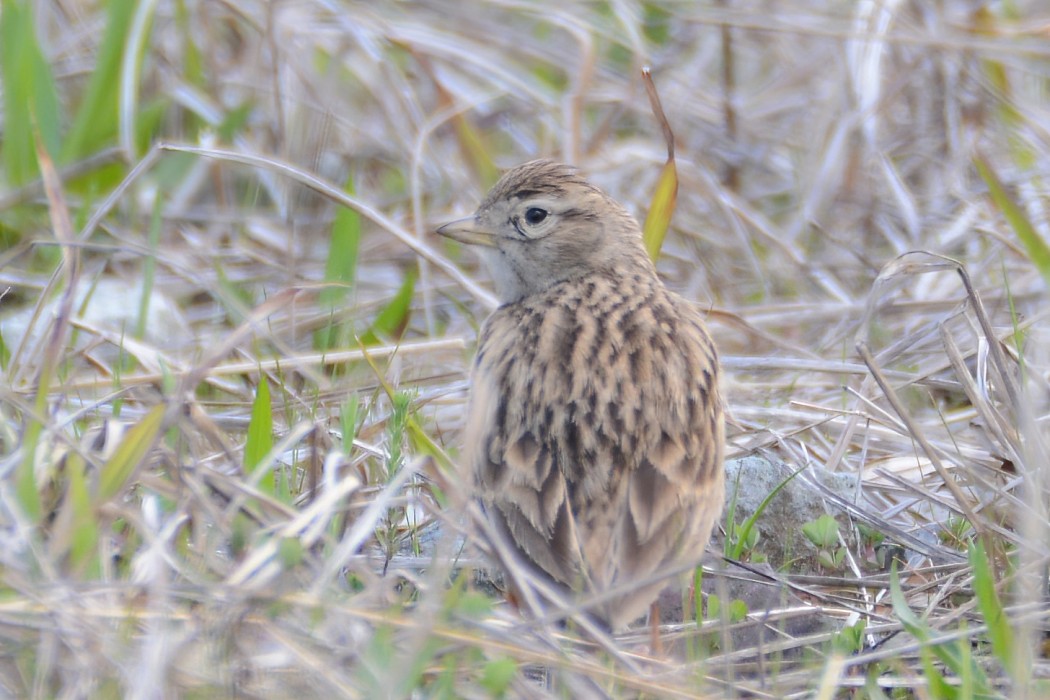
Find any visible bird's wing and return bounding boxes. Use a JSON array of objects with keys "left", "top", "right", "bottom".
[
  {"left": 467, "top": 292, "right": 724, "bottom": 591},
  {"left": 619, "top": 299, "right": 725, "bottom": 580},
  {"left": 466, "top": 306, "right": 583, "bottom": 586}
]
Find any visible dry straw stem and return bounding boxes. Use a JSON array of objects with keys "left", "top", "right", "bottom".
[
  {"left": 858, "top": 338, "right": 984, "bottom": 533},
  {"left": 157, "top": 142, "right": 498, "bottom": 310}
]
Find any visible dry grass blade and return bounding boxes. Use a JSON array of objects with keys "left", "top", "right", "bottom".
[
  {"left": 641, "top": 66, "right": 679, "bottom": 261},
  {"left": 857, "top": 341, "right": 984, "bottom": 533},
  {"left": 975, "top": 154, "right": 1050, "bottom": 286},
  {"left": 157, "top": 142, "right": 498, "bottom": 310}
]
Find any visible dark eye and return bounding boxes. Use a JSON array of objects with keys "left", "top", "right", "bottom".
[{"left": 524, "top": 207, "right": 548, "bottom": 225}]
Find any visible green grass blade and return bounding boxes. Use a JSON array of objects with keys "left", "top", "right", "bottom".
[
  {"left": 642, "top": 158, "right": 678, "bottom": 261},
  {"left": 641, "top": 67, "right": 679, "bottom": 261},
  {"left": 728, "top": 464, "right": 807, "bottom": 560},
  {"left": 975, "top": 155, "right": 1050, "bottom": 285},
  {"left": 889, "top": 564, "right": 956, "bottom": 698},
  {"left": 1, "top": 0, "right": 62, "bottom": 184},
  {"left": 891, "top": 563, "right": 996, "bottom": 698},
  {"left": 315, "top": 176, "right": 362, "bottom": 350},
  {"left": 136, "top": 193, "right": 163, "bottom": 340},
  {"left": 17, "top": 417, "right": 44, "bottom": 522},
  {"left": 969, "top": 540, "right": 1018, "bottom": 680},
  {"left": 359, "top": 271, "right": 416, "bottom": 346},
  {"left": 0, "top": 327, "right": 9, "bottom": 370},
  {"left": 174, "top": 0, "right": 204, "bottom": 87},
  {"left": 217, "top": 101, "right": 254, "bottom": 142},
  {"left": 407, "top": 417, "right": 453, "bottom": 473},
  {"left": 119, "top": 0, "right": 158, "bottom": 158},
  {"left": 65, "top": 453, "right": 101, "bottom": 574},
  {"left": 245, "top": 377, "right": 274, "bottom": 494},
  {"left": 98, "top": 404, "right": 165, "bottom": 501},
  {"left": 61, "top": 0, "right": 135, "bottom": 162},
  {"left": 453, "top": 113, "right": 499, "bottom": 186},
  {"left": 321, "top": 178, "right": 362, "bottom": 305}
]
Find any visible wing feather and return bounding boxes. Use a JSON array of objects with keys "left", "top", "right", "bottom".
[{"left": 466, "top": 276, "right": 724, "bottom": 628}]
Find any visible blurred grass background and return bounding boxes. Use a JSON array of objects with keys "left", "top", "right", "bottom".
[{"left": 1, "top": 1, "right": 1049, "bottom": 697}]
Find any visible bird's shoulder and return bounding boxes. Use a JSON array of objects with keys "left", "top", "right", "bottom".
[
  {"left": 465, "top": 268, "right": 725, "bottom": 586},
  {"left": 470, "top": 270, "right": 721, "bottom": 475}
]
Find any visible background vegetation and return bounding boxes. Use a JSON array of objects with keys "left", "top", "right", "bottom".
[{"left": 0, "top": 1, "right": 1048, "bottom": 697}]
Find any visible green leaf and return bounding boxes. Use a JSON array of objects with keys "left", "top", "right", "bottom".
[
  {"left": 174, "top": 0, "right": 204, "bottom": 87},
  {"left": 321, "top": 179, "right": 362, "bottom": 306},
  {"left": 19, "top": 414, "right": 44, "bottom": 523},
  {"left": 64, "top": 453, "right": 100, "bottom": 573},
  {"left": 975, "top": 155, "right": 1050, "bottom": 285},
  {"left": 136, "top": 193, "right": 163, "bottom": 340},
  {"left": 315, "top": 176, "right": 362, "bottom": 350},
  {"left": 61, "top": 0, "right": 136, "bottom": 162},
  {"left": 890, "top": 563, "right": 994, "bottom": 698},
  {"left": 1, "top": 0, "right": 62, "bottom": 184},
  {"left": 642, "top": 158, "right": 678, "bottom": 261},
  {"left": 0, "top": 327, "right": 9, "bottom": 370},
  {"left": 707, "top": 593, "right": 721, "bottom": 620},
  {"left": 455, "top": 590, "right": 495, "bottom": 620},
  {"left": 817, "top": 550, "right": 838, "bottom": 571},
  {"left": 99, "top": 404, "right": 166, "bottom": 501},
  {"left": 384, "top": 390, "right": 412, "bottom": 476},
  {"left": 117, "top": 0, "right": 157, "bottom": 160},
  {"left": 245, "top": 377, "right": 274, "bottom": 488},
  {"left": 692, "top": 565, "right": 704, "bottom": 624},
  {"left": 969, "top": 539, "right": 1017, "bottom": 677},
  {"left": 831, "top": 619, "right": 867, "bottom": 655},
  {"left": 277, "top": 537, "right": 303, "bottom": 568},
  {"left": 890, "top": 564, "right": 955, "bottom": 697},
  {"left": 802, "top": 514, "right": 840, "bottom": 549},
  {"left": 132, "top": 98, "right": 173, "bottom": 164},
  {"left": 406, "top": 417, "right": 454, "bottom": 477},
  {"left": 453, "top": 113, "right": 499, "bottom": 186},
  {"left": 857, "top": 522, "right": 885, "bottom": 547},
  {"left": 480, "top": 657, "right": 517, "bottom": 696},
  {"left": 888, "top": 563, "right": 924, "bottom": 634},
  {"left": 728, "top": 464, "right": 807, "bottom": 560},
  {"left": 340, "top": 398, "right": 359, "bottom": 457},
  {"left": 728, "top": 598, "right": 749, "bottom": 623},
  {"left": 358, "top": 271, "right": 416, "bottom": 346},
  {"left": 217, "top": 101, "right": 255, "bottom": 142}
]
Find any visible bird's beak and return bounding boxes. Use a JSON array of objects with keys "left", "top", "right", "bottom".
[{"left": 436, "top": 216, "right": 497, "bottom": 248}]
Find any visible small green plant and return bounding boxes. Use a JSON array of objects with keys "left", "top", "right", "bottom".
[
  {"left": 376, "top": 390, "right": 417, "bottom": 561},
  {"left": 830, "top": 619, "right": 867, "bottom": 655},
  {"left": 890, "top": 562, "right": 996, "bottom": 698},
  {"left": 725, "top": 518, "right": 763, "bottom": 562},
  {"left": 699, "top": 593, "right": 750, "bottom": 654},
  {"left": 856, "top": 522, "right": 889, "bottom": 570},
  {"left": 724, "top": 463, "right": 807, "bottom": 562},
  {"left": 245, "top": 376, "right": 278, "bottom": 496},
  {"left": 856, "top": 521, "right": 885, "bottom": 549},
  {"left": 707, "top": 594, "right": 749, "bottom": 625},
  {"left": 939, "top": 516, "right": 975, "bottom": 550},
  {"left": 315, "top": 176, "right": 361, "bottom": 352},
  {"left": 802, "top": 514, "right": 846, "bottom": 572}
]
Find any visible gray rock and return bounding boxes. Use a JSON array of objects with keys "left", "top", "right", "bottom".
[{"left": 722, "top": 455, "right": 863, "bottom": 572}]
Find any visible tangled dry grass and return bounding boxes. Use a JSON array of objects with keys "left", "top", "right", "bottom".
[{"left": 1, "top": 1, "right": 1048, "bottom": 697}]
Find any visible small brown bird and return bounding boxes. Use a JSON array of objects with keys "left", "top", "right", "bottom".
[{"left": 439, "top": 160, "right": 725, "bottom": 631}]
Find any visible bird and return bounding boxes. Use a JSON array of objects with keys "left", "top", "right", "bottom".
[{"left": 438, "top": 159, "right": 725, "bottom": 631}]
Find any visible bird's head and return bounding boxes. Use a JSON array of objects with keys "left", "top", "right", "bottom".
[{"left": 438, "top": 160, "right": 652, "bottom": 303}]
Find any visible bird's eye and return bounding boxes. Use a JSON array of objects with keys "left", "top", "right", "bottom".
[{"left": 524, "top": 207, "right": 548, "bottom": 226}]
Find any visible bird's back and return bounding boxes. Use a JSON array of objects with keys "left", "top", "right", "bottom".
[{"left": 466, "top": 267, "right": 725, "bottom": 629}]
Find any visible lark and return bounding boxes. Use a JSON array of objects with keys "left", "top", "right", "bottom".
[{"left": 438, "top": 160, "right": 724, "bottom": 631}]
